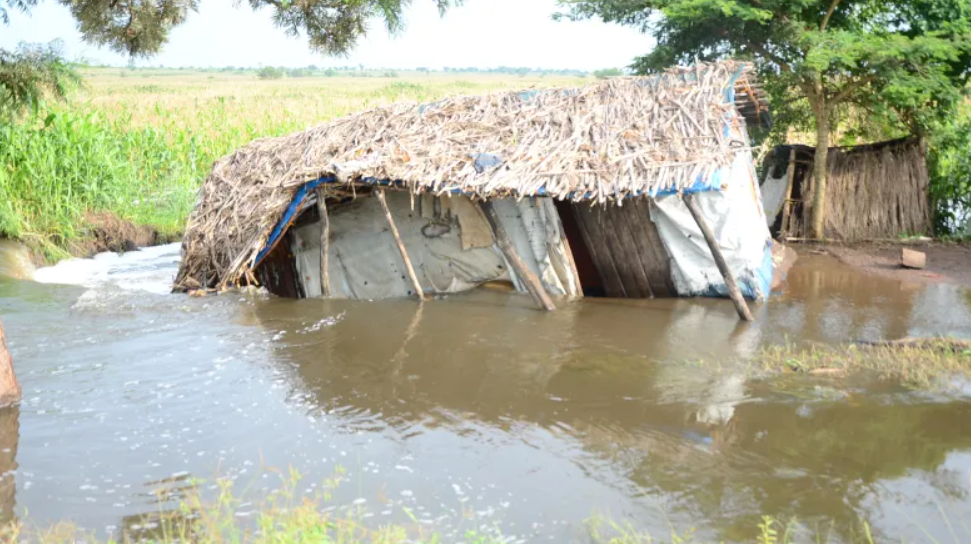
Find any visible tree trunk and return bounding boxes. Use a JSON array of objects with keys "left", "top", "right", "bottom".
[
  {"left": 0, "top": 315, "right": 21, "bottom": 408},
  {"left": 810, "top": 92, "right": 830, "bottom": 240}
]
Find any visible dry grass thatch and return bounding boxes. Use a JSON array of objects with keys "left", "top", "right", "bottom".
[
  {"left": 175, "top": 61, "right": 764, "bottom": 291},
  {"left": 784, "top": 138, "right": 931, "bottom": 241}
]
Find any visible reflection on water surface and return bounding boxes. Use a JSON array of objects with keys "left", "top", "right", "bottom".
[{"left": 0, "top": 245, "right": 970, "bottom": 542}]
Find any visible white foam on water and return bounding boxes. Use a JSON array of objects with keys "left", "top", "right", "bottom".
[{"left": 33, "top": 243, "right": 182, "bottom": 295}]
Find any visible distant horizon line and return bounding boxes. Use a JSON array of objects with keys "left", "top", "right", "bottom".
[{"left": 78, "top": 64, "right": 630, "bottom": 74}]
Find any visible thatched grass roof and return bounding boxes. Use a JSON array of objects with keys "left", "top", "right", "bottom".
[{"left": 175, "top": 60, "right": 765, "bottom": 291}]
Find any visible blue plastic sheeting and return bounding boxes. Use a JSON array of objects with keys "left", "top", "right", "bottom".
[
  {"left": 698, "top": 242, "right": 773, "bottom": 300},
  {"left": 753, "top": 243, "right": 775, "bottom": 298},
  {"left": 253, "top": 177, "right": 330, "bottom": 266},
  {"left": 470, "top": 153, "right": 503, "bottom": 173}
]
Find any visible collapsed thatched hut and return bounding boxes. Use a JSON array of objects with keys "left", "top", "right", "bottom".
[
  {"left": 761, "top": 138, "right": 932, "bottom": 241},
  {"left": 174, "top": 61, "right": 773, "bottom": 319}
]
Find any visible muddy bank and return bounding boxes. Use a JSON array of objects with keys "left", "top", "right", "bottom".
[
  {"left": 1, "top": 212, "right": 179, "bottom": 275},
  {"left": 805, "top": 241, "right": 971, "bottom": 289},
  {"left": 69, "top": 212, "right": 170, "bottom": 258}
]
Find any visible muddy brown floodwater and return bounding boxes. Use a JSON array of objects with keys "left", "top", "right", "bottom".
[{"left": 1, "top": 244, "right": 971, "bottom": 543}]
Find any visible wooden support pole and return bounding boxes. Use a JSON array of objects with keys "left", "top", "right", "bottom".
[
  {"left": 779, "top": 147, "right": 797, "bottom": 238},
  {"left": 376, "top": 189, "right": 426, "bottom": 301},
  {"left": 0, "top": 314, "right": 21, "bottom": 408},
  {"left": 315, "top": 188, "right": 331, "bottom": 297},
  {"left": 478, "top": 200, "right": 556, "bottom": 312},
  {"left": 682, "top": 194, "right": 754, "bottom": 322}
]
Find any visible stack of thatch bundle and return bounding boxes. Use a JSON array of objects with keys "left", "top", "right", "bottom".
[{"left": 783, "top": 138, "right": 931, "bottom": 241}]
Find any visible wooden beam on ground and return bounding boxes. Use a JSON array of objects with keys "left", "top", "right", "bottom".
[
  {"left": 0, "top": 314, "right": 21, "bottom": 408},
  {"left": 376, "top": 189, "right": 426, "bottom": 301},
  {"left": 315, "top": 188, "right": 332, "bottom": 297},
  {"left": 682, "top": 194, "right": 754, "bottom": 322},
  {"left": 779, "top": 147, "right": 797, "bottom": 238},
  {"left": 477, "top": 200, "right": 556, "bottom": 311}
]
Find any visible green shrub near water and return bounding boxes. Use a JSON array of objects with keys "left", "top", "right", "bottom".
[{"left": 0, "top": 108, "right": 204, "bottom": 259}]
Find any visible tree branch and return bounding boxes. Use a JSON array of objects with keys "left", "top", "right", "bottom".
[
  {"left": 820, "top": 0, "right": 841, "bottom": 31},
  {"left": 742, "top": 38, "right": 793, "bottom": 73},
  {"left": 832, "top": 74, "right": 876, "bottom": 104}
]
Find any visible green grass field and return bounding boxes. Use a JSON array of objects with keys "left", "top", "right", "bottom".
[{"left": 0, "top": 68, "right": 587, "bottom": 261}]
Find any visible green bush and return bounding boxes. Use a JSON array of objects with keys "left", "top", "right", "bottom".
[
  {"left": 0, "top": 109, "right": 203, "bottom": 258},
  {"left": 927, "top": 104, "right": 971, "bottom": 235},
  {"left": 257, "top": 67, "right": 285, "bottom": 80}
]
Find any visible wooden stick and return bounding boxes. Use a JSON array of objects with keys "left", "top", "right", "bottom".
[
  {"left": 779, "top": 147, "right": 797, "bottom": 238},
  {"left": 682, "top": 194, "right": 754, "bottom": 322},
  {"left": 0, "top": 314, "right": 21, "bottom": 408},
  {"left": 478, "top": 200, "right": 556, "bottom": 311},
  {"left": 315, "top": 188, "right": 331, "bottom": 297},
  {"left": 376, "top": 189, "right": 426, "bottom": 300}
]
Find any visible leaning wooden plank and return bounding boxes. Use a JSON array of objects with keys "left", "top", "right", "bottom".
[
  {"left": 478, "top": 200, "right": 557, "bottom": 311},
  {"left": 376, "top": 189, "right": 426, "bottom": 301},
  {"left": 682, "top": 193, "right": 754, "bottom": 322},
  {"left": 315, "top": 188, "right": 332, "bottom": 297},
  {"left": 0, "top": 314, "right": 21, "bottom": 408}
]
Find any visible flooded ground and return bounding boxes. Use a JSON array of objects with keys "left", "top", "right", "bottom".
[{"left": 1, "top": 244, "right": 971, "bottom": 542}]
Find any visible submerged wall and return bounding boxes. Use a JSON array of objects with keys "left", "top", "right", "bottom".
[
  {"left": 653, "top": 150, "right": 774, "bottom": 301},
  {"left": 288, "top": 191, "right": 579, "bottom": 300}
]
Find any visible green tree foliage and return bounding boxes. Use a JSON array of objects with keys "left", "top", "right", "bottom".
[
  {"left": 559, "top": 0, "right": 971, "bottom": 238},
  {"left": 0, "top": 41, "right": 80, "bottom": 117},
  {"left": 927, "top": 104, "right": 971, "bottom": 234}
]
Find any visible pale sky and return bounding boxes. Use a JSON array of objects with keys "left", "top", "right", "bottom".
[{"left": 1, "top": 0, "right": 653, "bottom": 70}]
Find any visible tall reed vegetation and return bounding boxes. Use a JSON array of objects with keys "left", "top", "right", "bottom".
[{"left": 0, "top": 108, "right": 201, "bottom": 259}]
